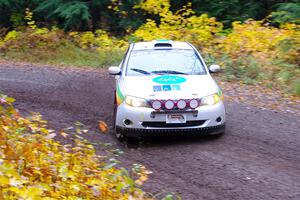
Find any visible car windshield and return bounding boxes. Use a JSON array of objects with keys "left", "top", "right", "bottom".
[{"left": 126, "top": 49, "right": 207, "bottom": 76}]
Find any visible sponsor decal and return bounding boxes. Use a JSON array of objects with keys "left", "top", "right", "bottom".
[
  {"left": 218, "top": 89, "right": 224, "bottom": 101},
  {"left": 153, "top": 84, "right": 181, "bottom": 92},
  {"left": 162, "top": 85, "right": 171, "bottom": 91},
  {"left": 153, "top": 75, "right": 186, "bottom": 84},
  {"left": 153, "top": 85, "right": 162, "bottom": 92},
  {"left": 172, "top": 85, "right": 181, "bottom": 91}
]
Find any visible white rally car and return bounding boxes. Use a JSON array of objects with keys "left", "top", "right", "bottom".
[{"left": 109, "top": 40, "right": 225, "bottom": 139}]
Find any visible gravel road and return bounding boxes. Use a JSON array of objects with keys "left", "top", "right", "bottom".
[{"left": 0, "top": 63, "right": 299, "bottom": 200}]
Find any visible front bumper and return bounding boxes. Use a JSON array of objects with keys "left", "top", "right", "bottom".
[
  {"left": 115, "top": 101, "right": 226, "bottom": 136},
  {"left": 116, "top": 123, "right": 225, "bottom": 137}
]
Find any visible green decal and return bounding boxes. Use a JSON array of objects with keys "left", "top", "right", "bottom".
[
  {"left": 156, "top": 39, "right": 170, "bottom": 42},
  {"left": 116, "top": 85, "right": 125, "bottom": 105},
  {"left": 217, "top": 89, "right": 222, "bottom": 97}
]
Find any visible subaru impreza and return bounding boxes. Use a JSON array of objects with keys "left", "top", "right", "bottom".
[{"left": 109, "top": 40, "right": 225, "bottom": 139}]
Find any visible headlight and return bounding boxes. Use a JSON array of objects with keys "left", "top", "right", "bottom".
[
  {"left": 200, "top": 93, "right": 221, "bottom": 106},
  {"left": 125, "top": 95, "right": 148, "bottom": 107}
]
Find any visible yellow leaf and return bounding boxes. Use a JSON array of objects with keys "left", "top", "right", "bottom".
[
  {"left": 60, "top": 132, "right": 68, "bottom": 138},
  {"left": 0, "top": 176, "right": 9, "bottom": 185},
  {"left": 22, "top": 187, "right": 42, "bottom": 199}
]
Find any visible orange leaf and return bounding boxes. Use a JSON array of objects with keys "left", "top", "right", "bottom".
[{"left": 98, "top": 121, "right": 108, "bottom": 133}]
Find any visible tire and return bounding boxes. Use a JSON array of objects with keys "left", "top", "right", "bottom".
[
  {"left": 210, "top": 131, "right": 225, "bottom": 137},
  {"left": 112, "top": 91, "right": 117, "bottom": 127},
  {"left": 207, "top": 127, "right": 226, "bottom": 139},
  {"left": 113, "top": 103, "right": 117, "bottom": 128},
  {"left": 115, "top": 129, "right": 125, "bottom": 142},
  {"left": 113, "top": 104, "right": 125, "bottom": 142},
  {"left": 114, "top": 126, "right": 140, "bottom": 144}
]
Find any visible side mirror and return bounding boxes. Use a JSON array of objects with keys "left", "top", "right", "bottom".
[
  {"left": 209, "top": 64, "right": 221, "bottom": 73},
  {"left": 109, "top": 66, "right": 121, "bottom": 75}
]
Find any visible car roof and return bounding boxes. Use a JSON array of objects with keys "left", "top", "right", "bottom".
[{"left": 132, "top": 40, "right": 194, "bottom": 50}]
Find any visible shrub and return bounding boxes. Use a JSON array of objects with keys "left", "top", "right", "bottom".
[
  {"left": 69, "top": 29, "right": 128, "bottom": 51},
  {"left": 217, "top": 20, "right": 292, "bottom": 63},
  {"left": 0, "top": 94, "right": 152, "bottom": 199},
  {"left": 213, "top": 21, "right": 300, "bottom": 95},
  {"left": 0, "top": 27, "right": 126, "bottom": 67},
  {"left": 133, "top": 1, "right": 223, "bottom": 49},
  {"left": 0, "top": 28, "right": 66, "bottom": 52}
]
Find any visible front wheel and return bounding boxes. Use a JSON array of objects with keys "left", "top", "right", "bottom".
[
  {"left": 206, "top": 125, "right": 226, "bottom": 138},
  {"left": 115, "top": 130, "right": 125, "bottom": 142},
  {"left": 113, "top": 103, "right": 125, "bottom": 141},
  {"left": 114, "top": 126, "right": 140, "bottom": 145},
  {"left": 209, "top": 131, "right": 225, "bottom": 138},
  {"left": 113, "top": 103, "right": 117, "bottom": 128}
]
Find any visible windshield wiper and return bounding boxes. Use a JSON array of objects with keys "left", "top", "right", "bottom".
[
  {"left": 130, "top": 68, "right": 151, "bottom": 75},
  {"left": 151, "top": 70, "right": 188, "bottom": 75}
]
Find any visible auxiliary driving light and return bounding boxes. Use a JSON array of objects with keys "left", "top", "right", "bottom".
[
  {"left": 152, "top": 100, "right": 162, "bottom": 110},
  {"left": 189, "top": 99, "right": 199, "bottom": 109},
  {"left": 164, "top": 100, "right": 175, "bottom": 110},
  {"left": 177, "top": 99, "right": 187, "bottom": 109}
]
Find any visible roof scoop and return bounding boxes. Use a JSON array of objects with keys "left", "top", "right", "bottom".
[
  {"left": 153, "top": 40, "right": 173, "bottom": 48},
  {"left": 154, "top": 43, "right": 172, "bottom": 48}
]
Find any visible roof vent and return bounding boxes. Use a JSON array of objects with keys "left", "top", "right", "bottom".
[{"left": 154, "top": 43, "right": 172, "bottom": 48}]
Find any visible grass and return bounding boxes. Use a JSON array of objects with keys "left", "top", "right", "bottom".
[
  {"left": 0, "top": 43, "right": 124, "bottom": 68},
  {"left": 203, "top": 53, "right": 300, "bottom": 97}
]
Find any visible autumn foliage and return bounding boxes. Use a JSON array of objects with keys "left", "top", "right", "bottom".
[{"left": 0, "top": 94, "right": 152, "bottom": 199}]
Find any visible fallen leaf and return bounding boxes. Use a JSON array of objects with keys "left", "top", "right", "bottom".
[
  {"left": 98, "top": 121, "right": 108, "bottom": 133},
  {"left": 60, "top": 132, "right": 68, "bottom": 138},
  {"left": 44, "top": 133, "right": 56, "bottom": 139}
]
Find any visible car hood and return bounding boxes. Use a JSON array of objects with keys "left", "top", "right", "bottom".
[{"left": 122, "top": 75, "right": 219, "bottom": 100}]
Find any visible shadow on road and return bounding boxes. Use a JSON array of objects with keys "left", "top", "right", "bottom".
[{"left": 119, "top": 133, "right": 225, "bottom": 149}]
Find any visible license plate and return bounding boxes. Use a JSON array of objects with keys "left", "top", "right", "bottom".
[{"left": 166, "top": 114, "right": 186, "bottom": 124}]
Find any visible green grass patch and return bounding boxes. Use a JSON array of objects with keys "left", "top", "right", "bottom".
[
  {"left": 0, "top": 43, "right": 124, "bottom": 68},
  {"left": 202, "top": 53, "right": 300, "bottom": 97}
]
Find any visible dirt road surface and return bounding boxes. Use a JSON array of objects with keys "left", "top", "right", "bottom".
[{"left": 1, "top": 63, "right": 299, "bottom": 200}]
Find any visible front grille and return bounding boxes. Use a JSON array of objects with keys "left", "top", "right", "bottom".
[{"left": 141, "top": 120, "right": 206, "bottom": 128}]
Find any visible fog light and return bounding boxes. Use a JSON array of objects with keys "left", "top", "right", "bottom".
[
  {"left": 216, "top": 117, "right": 222, "bottom": 123},
  {"left": 123, "top": 119, "right": 132, "bottom": 126}
]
